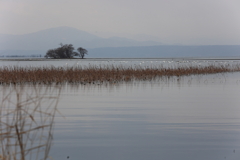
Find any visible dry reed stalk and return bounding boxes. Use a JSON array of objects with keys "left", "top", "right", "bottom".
[
  {"left": 0, "top": 85, "right": 61, "bottom": 160},
  {"left": 0, "top": 63, "right": 239, "bottom": 85}
]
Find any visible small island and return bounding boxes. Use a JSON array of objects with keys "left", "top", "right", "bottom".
[{"left": 44, "top": 43, "right": 88, "bottom": 59}]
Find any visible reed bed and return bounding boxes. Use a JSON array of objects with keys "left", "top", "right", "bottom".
[
  {"left": 0, "top": 85, "right": 61, "bottom": 160},
  {"left": 0, "top": 63, "right": 240, "bottom": 85}
]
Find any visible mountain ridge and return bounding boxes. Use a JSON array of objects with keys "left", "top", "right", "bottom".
[
  {"left": 0, "top": 26, "right": 162, "bottom": 50},
  {"left": 1, "top": 26, "right": 239, "bottom": 58}
]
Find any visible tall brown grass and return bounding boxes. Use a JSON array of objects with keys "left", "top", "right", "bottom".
[
  {"left": 0, "top": 85, "right": 61, "bottom": 160},
  {"left": 0, "top": 64, "right": 239, "bottom": 85},
  {"left": 0, "top": 63, "right": 239, "bottom": 159}
]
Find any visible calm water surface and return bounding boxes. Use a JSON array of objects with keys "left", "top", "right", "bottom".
[
  {"left": 1, "top": 59, "right": 240, "bottom": 160},
  {"left": 49, "top": 72, "right": 240, "bottom": 160}
]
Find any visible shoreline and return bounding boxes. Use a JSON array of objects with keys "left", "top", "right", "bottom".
[{"left": 1, "top": 57, "right": 240, "bottom": 61}]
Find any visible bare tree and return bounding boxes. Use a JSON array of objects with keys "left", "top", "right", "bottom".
[{"left": 77, "top": 47, "right": 88, "bottom": 59}]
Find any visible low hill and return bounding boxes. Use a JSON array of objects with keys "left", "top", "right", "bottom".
[{"left": 0, "top": 26, "right": 161, "bottom": 51}]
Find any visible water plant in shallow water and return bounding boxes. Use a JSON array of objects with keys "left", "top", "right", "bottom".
[
  {"left": 0, "top": 85, "right": 61, "bottom": 160},
  {"left": 0, "top": 63, "right": 239, "bottom": 85}
]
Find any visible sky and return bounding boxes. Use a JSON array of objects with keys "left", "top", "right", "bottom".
[{"left": 0, "top": 0, "right": 240, "bottom": 45}]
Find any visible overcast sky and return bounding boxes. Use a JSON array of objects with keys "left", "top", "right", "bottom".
[{"left": 0, "top": 0, "right": 240, "bottom": 45}]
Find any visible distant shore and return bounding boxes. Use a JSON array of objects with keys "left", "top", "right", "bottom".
[{"left": 1, "top": 57, "right": 240, "bottom": 61}]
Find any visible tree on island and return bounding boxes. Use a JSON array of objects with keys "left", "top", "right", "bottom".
[
  {"left": 77, "top": 47, "right": 88, "bottom": 59},
  {"left": 44, "top": 44, "right": 88, "bottom": 59}
]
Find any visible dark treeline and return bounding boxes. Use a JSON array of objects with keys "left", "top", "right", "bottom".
[{"left": 44, "top": 43, "right": 88, "bottom": 59}]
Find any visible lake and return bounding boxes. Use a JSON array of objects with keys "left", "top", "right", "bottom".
[{"left": 1, "top": 59, "right": 240, "bottom": 160}]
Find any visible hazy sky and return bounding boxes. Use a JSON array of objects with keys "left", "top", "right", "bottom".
[{"left": 1, "top": 0, "right": 240, "bottom": 45}]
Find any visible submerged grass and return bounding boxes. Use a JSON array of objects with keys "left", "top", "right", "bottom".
[
  {"left": 0, "top": 63, "right": 239, "bottom": 85},
  {"left": 0, "top": 85, "right": 61, "bottom": 160}
]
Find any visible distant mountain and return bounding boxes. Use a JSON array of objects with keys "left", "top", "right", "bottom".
[
  {"left": 0, "top": 26, "right": 162, "bottom": 51},
  {"left": 1, "top": 27, "right": 239, "bottom": 58}
]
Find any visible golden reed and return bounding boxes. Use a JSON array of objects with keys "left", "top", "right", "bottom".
[{"left": 0, "top": 64, "right": 239, "bottom": 85}]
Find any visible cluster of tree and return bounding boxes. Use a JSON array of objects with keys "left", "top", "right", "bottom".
[{"left": 44, "top": 44, "right": 88, "bottom": 59}]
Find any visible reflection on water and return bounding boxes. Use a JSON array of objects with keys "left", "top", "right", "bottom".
[
  {"left": 50, "top": 73, "right": 240, "bottom": 160},
  {"left": 0, "top": 85, "right": 61, "bottom": 160},
  {"left": 1, "top": 58, "right": 240, "bottom": 160}
]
